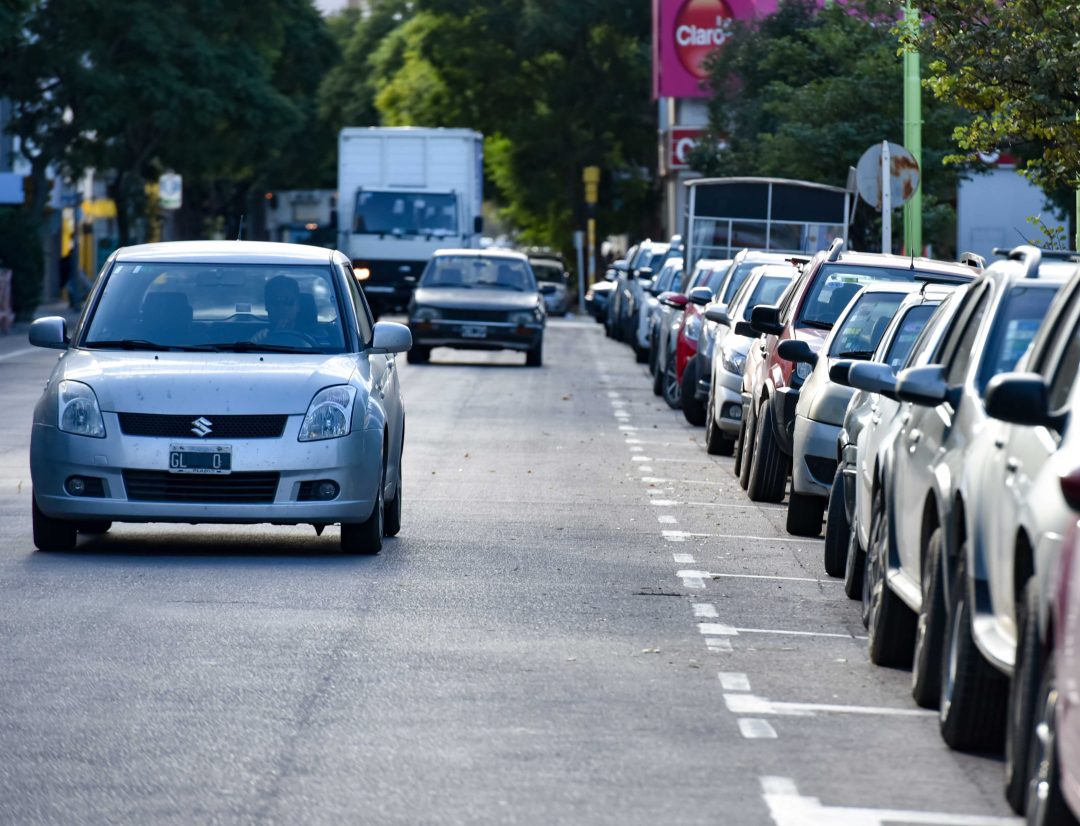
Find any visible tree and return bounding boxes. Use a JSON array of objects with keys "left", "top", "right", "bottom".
[
  {"left": 903, "top": 1, "right": 1080, "bottom": 194},
  {"left": 691, "top": 0, "right": 969, "bottom": 254}
]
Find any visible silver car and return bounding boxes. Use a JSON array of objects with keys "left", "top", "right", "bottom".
[{"left": 29, "top": 241, "right": 411, "bottom": 555}]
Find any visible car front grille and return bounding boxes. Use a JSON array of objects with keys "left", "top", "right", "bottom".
[
  {"left": 118, "top": 413, "right": 288, "bottom": 439},
  {"left": 122, "top": 470, "right": 280, "bottom": 503},
  {"left": 438, "top": 309, "right": 510, "bottom": 323}
]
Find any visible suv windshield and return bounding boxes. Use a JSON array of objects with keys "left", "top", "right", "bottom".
[
  {"left": 83, "top": 262, "right": 347, "bottom": 353},
  {"left": 800, "top": 264, "right": 963, "bottom": 329},
  {"left": 354, "top": 191, "right": 458, "bottom": 236},
  {"left": 828, "top": 292, "right": 905, "bottom": 358},
  {"left": 420, "top": 255, "right": 537, "bottom": 291}
]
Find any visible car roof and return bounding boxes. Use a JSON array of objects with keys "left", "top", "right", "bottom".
[
  {"left": 830, "top": 250, "right": 976, "bottom": 277},
  {"left": 113, "top": 240, "right": 336, "bottom": 265},
  {"left": 432, "top": 247, "right": 529, "bottom": 261}
]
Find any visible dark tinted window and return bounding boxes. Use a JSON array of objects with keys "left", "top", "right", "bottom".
[
  {"left": 721, "top": 262, "right": 763, "bottom": 303},
  {"left": 799, "top": 265, "right": 954, "bottom": 328},
  {"left": 883, "top": 304, "right": 936, "bottom": 370},
  {"left": 828, "top": 292, "right": 905, "bottom": 358},
  {"left": 1049, "top": 319, "right": 1080, "bottom": 413},
  {"left": 976, "top": 285, "right": 1058, "bottom": 392}
]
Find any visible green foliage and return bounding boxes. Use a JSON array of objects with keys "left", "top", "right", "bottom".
[
  {"left": 0, "top": 207, "right": 45, "bottom": 320},
  {"left": 904, "top": 1, "right": 1080, "bottom": 194},
  {"left": 691, "top": 0, "right": 969, "bottom": 255}
]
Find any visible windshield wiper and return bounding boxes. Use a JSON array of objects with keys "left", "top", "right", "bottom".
[
  {"left": 799, "top": 319, "right": 833, "bottom": 330},
  {"left": 475, "top": 282, "right": 523, "bottom": 291},
  {"left": 85, "top": 339, "right": 182, "bottom": 351},
  {"left": 836, "top": 349, "right": 876, "bottom": 359},
  {"left": 200, "top": 342, "right": 316, "bottom": 354}
]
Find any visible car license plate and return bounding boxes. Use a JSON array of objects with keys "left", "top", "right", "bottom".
[
  {"left": 460, "top": 325, "right": 488, "bottom": 339},
  {"left": 169, "top": 444, "right": 232, "bottom": 474}
]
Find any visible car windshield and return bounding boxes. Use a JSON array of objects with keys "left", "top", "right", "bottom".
[
  {"left": 976, "top": 285, "right": 1059, "bottom": 392},
  {"left": 740, "top": 275, "right": 794, "bottom": 319},
  {"left": 721, "top": 261, "right": 765, "bottom": 304},
  {"left": 828, "top": 292, "right": 906, "bottom": 358},
  {"left": 800, "top": 264, "right": 961, "bottom": 329},
  {"left": 420, "top": 255, "right": 537, "bottom": 291},
  {"left": 530, "top": 261, "right": 564, "bottom": 284},
  {"left": 354, "top": 190, "right": 458, "bottom": 236},
  {"left": 883, "top": 304, "right": 937, "bottom": 369},
  {"left": 82, "top": 262, "right": 347, "bottom": 353}
]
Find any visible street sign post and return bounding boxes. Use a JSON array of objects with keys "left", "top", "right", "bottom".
[
  {"left": 855, "top": 142, "right": 920, "bottom": 254},
  {"left": 159, "top": 173, "right": 183, "bottom": 210}
]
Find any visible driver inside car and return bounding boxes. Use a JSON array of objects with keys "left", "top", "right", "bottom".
[{"left": 253, "top": 274, "right": 303, "bottom": 343}]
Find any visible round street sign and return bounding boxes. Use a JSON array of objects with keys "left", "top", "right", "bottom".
[
  {"left": 855, "top": 142, "right": 919, "bottom": 210},
  {"left": 159, "top": 173, "right": 183, "bottom": 211}
]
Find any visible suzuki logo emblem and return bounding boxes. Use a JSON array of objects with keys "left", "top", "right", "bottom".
[{"left": 191, "top": 417, "right": 213, "bottom": 437}]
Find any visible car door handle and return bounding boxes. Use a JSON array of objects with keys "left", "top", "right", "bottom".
[
  {"left": 1006, "top": 458, "right": 1020, "bottom": 473},
  {"left": 994, "top": 438, "right": 1004, "bottom": 449},
  {"left": 907, "top": 429, "right": 922, "bottom": 447}
]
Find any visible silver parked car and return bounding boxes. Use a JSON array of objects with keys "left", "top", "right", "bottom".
[{"left": 29, "top": 241, "right": 411, "bottom": 556}]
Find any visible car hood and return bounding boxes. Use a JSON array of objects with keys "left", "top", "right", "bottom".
[
  {"left": 56, "top": 350, "right": 363, "bottom": 415},
  {"left": 412, "top": 287, "right": 540, "bottom": 312}
]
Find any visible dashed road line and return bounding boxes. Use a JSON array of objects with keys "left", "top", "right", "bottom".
[
  {"left": 725, "top": 694, "right": 935, "bottom": 718},
  {"left": 672, "top": 552, "right": 695, "bottom": 564},
  {"left": 705, "top": 638, "right": 734, "bottom": 652},
  {"left": 719, "top": 672, "right": 751, "bottom": 691},
  {"left": 692, "top": 603, "right": 718, "bottom": 618},
  {"left": 706, "top": 571, "right": 841, "bottom": 585},
  {"left": 657, "top": 514, "right": 677, "bottom": 524},
  {"left": 739, "top": 719, "right": 778, "bottom": 739}
]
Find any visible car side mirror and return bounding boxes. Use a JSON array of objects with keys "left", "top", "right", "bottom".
[
  {"left": 705, "top": 303, "right": 730, "bottom": 325},
  {"left": 984, "top": 372, "right": 1060, "bottom": 428},
  {"left": 750, "top": 304, "right": 784, "bottom": 336},
  {"left": 688, "top": 286, "right": 713, "bottom": 306},
  {"left": 660, "top": 292, "right": 689, "bottom": 310},
  {"left": 829, "top": 359, "right": 857, "bottom": 386},
  {"left": 29, "top": 316, "right": 69, "bottom": 350},
  {"left": 734, "top": 320, "right": 759, "bottom": 338},
  {"left": 895, "top": 364, "right": 950, "bottom": 407},
  {"left": 1060, "top": 466, "right": 1080, "bottom": 512},
  {"left": 636, "top": 267, "right": 654, "bottom": 280},
  {"left": 777, "top": 339, "right": 817, "bottom": 367},
  {"left": 604, "top": 272, "right": 616, "bottom": 282},
  {"left": 539, "top": 284, "right": 557, "bottom": 295},
  {"left": 848, "top": 362, "right": 898, "bottom": 399},
  {"left": 370, "top": 321, "right": 412, "bottom": 355}
]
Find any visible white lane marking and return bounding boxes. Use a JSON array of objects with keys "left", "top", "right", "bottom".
[
  {"left": 663, "top": 530, "right": 710, "bottom": 541},
  {"left": 646, "top": 457, "right": 729, "bottom": 464},
  {"left": 698, "top": 622, "right": 739, "bottom": 636},
  {"left": 709, "top": 572, "right": 842, "bottom": 585},
  {"left": 629, "top": 446, "right": 644, "bottom": 453},
  {"left": 672, "top": 552, "right": 695, "bottom": 564},
  {"left": 761, "top": 776, "right": 1022, "bottom": 826},
  {"left": 684, "top": 499, "right": 787, "bottom": 512},
  {"left": 719, "top": 672, "right": 751, "bottom": 691},
  {"left": 657, "top": 514, "right": 677, "bottom": 524},
  {"left": 725, "top": 694, "right": 935, "bottom": 718},
  {"left": 680, "top": 572, "right": 706, "bottom": 589},
  {"left": 736, "top": 626, "right": 868, "bottom": 640},
  {"left": 618, "top": 425, "right": 638, "bottom": 431},
  {"left": 706, "top": 638, "right": 734, "bottom": 652},
  {"left": 611, "top": 400, "right": 627, "bottom": 407},
  {"left": 0, "top": 347, "right": 37, "bottom": 362},
  {"left": 638, "top": 466, "right": 653, "bottom": 472},
  {"left": 607, "top": 391, "right": 621, "bottom": 398},
  {"left": 614, "top": 410, "right": 631, "bottom": 419},
  {"left": 693, "top": 603, "right": 718, "bottom": 618},
  {"left": 631, "top": 455, "right": 652, "bottom": 462},
  {"left": 739, "top": 719, "right": 778, "bottom": 739},
  {"left": 625, "top": 438, "right": 643, "bottom": 444},
  {"left": 726, "top": 533, "right": 825, "bottom": 544},
  {"left": 639, "top": 476, "right": 752, "bottom": 488},
  {"left": 650, "top": 499, "right": 678, "bottom": 507}
]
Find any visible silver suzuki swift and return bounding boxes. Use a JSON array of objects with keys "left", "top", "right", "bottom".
[{"left": 28, "top": 241, "right": 411, "bottom": 555}]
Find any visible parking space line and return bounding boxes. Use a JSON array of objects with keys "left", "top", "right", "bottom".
[
  {"left": 631, "top": 456, "right": 652, "bottom": 462},
  {"left": 650, "top": 500, "right": 678, "bottom": 506},
  {"left": 719, "top": 672, "right": 751, "bottom": 691},
  {"left": 725, "top": 694, "right": 935, "bottom": 718},
  {"left": 672, "top": 552, "right": 695, "bottom": 564},
  {"left": 736, "top": 626, "right": 867, "bottom": 640},
  {"left": 618, "top": 425, "right": 638, "bottom": 431},
  {"left": 738, "top": 719, "right": 778, "bottom": 739},
  {"left": 692, "top": 603, "right": 718, "bottom": 618},
  {"left": 657, "top": 514, "right": 677, "bottom": 524},
  {"left": 629, "top": 446, "right": 644, "bottom": 452},
  {"left": 682, "top": 499, "right": 787, "bottom": 512},
  {"left": 706, "top": 638, "right": 734, "bottom": 652},
  {"left": 707, "top": 572, "right": 841, "bottom": 585},
  {"left": 698, "top": 622, "right": 739, "bottom": 636}
]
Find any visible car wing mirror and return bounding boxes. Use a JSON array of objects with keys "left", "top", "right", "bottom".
[
  {"left": 848, "top": 362, "right": 898, "bottom": 398},
  {"left": 829, "top": 359, "right": 857, "bottom": 386},
  {"left": 705, "top": 303, "right": 730, "bottom": 325},
  {"left": 539, "top": 284, "right": 557, "bottom": 295},
  {"left": 984, "top": 372, "right": 1059, "bottom": 428},
  {"left": 636, "top": 267, "right": 654, "bottom": 280},
  {"left": 733, "top": 320, "right": 759, "bottom": 338},
  {"left": 370, "top": 321, "right": 412, "bottom": 355},
  {"left": 895, "top": 364, "right": 950, "bottom": 407},
  {"left": 777, "top": 338, "right": 817, "bottom": 367},
  {"left": 750, "top": 303, "right": 783, "bottom": 336},
  {"left": 29, "top": 316, "right": 69, "bottom": 350},
  {"left": 1060, "top": 466, "right": 1080, "bottom": 512},
  {"left": 688, "top": 286, "right": 713, "bottom": 306}
]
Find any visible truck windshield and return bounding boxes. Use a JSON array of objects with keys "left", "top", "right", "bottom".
[{"left": 354, "top": 191, "right": 459, "bottom": 236}]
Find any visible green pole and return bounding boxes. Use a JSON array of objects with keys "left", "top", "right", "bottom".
[{"left": 903, "top": 3, "right": 923, "bottom": 256}]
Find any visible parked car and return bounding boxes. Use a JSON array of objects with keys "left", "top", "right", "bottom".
[
  {"left": 740, "top": 240, "right": 976, "bottom": 503},
  {"left": 644, "top": 257, "right": 687, "bottom": 374},
  {"left": 956, "top": 256, "right": 1080, "bottom": 809},
  {"left": 704, "top": 264, "right": 796, "bottom": 456},
  {"left": 586, "top": 261, "right": 623, "bottom": 322},
  {"left": 631, "top": 238, "right": 682, "bottom": 360},
  {"left": 609, "top": 241, "right": 668, "bottom": 345},
  {"left": 528, "top": 253, "right": 571, "bottom": 315},
  {"left": 28, "top": 240, "right": 411, "bottom": 556},
  {"left": 651, "top": 259, "right": 721, "bottom": 379},
  {"left": 823, "top": 287, "right": 955, "bottom": 588},
  {"left": 407, "top": 248, "right": 548, "bottom": 366},
  {"left": 861, "top": 247, "right": 1067, "bottom": 746},
  {"left": 784, "top": 283, "right": 952, "bottom": 537}
]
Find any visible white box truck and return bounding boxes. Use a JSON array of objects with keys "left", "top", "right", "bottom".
[{"left": 338, "top": 127, "right": 484, "bottom": 315}]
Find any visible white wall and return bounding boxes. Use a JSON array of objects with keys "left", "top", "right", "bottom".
[{"left": 956, "top": 167, "right": 1065, "bottom": 260}]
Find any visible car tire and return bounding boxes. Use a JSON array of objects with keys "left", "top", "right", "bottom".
[
  {"left": 78, "top": 520, "right": 112, "bottom": 535},
  {"left": 341, "top": 476, "right": 384, "bottom": 555},
  {"left": 705, "top": 390, "right": 735, "bottom": 456},
  {"left": 844, "top": 531, "right": 865, "bottom": 602},
  {"left": 681, "top": 364, "right": 706, "bottom": 425},
  {"left": 32, "top": 496, "right": 78, "bottom": 552},
  {"left": 648, "top": 330, "right": 659, "bottom": 375},
  {"left": 407, "top": 345, "right": 431, "bottom": 365},
  {"left": 823, "top": 469, "right": 849, "bottom": 577},
  {"left": 1025, "top": 652, "right": 1078, "bottom": 826},
  {"left": 786, "top": 491, "right": 825, "bottom": 537},
  {"left": 864, "top": 487, "right": 916, "bottom": 667},
  {"left": 525, "top": 337, "right": 543, "bottom": 367},
  {"left": 746, "top": 401, "right": 787, "bottom": 503},
  {"left": 383, "top": 453, "right": 403, "bottom": 539},
  {"left": 912, "top": 527, "right": 947, "bottom": 709},
  {"left": 939, "top": 548, "right": 1008, "bottom": 751},
  {"left": 1006, "top": 578, "right": 1043, "bottom": 812},
  {"left": 634, "top": 341, "right": 649, "bottom": 364},
  {"left": 738, "top": 405, "right": 757, "bottom": 490},
  {"left": 662, "top": 352, "right": 682, "bottom": 410}
]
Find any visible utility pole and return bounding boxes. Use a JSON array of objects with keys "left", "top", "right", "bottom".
[
  {"left": 903, "top": 2, "right": 923, "bottom": 256},
  {"left": 582, "top": 166, "right": 600, "bottom": 314}
]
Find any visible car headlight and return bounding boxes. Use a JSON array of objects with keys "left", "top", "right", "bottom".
[
  {"left": 795, "top": 361, "right": 814, "bottom": 381},
  {"left": 57, "top": 380, "right": 106, "bottom": 438},
  {"left": 509, "top": 311, "right": 538, "bottom": 326},
  {"left": 412, "top": 306, "right": 441, "bottom": 323},
  {"left": 721, "top": 348, "right": 746, "bottom": 375},
  {"left": 684, "top": 315, "right": 702, "bottom": 342},
  {"left": 299, "top": 386, "right": 357, "bottom": 442}
]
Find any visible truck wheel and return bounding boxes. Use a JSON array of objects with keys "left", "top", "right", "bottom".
[
  {"left": 407, "top": 346, "right": 431, "bottom": 365},
  {"left": 823, "top": 469, "right": 849, "bottom": 577},
  {"left": 786, "top": 491, "right": 825, "bottom": 537},
  {"left": 681, "top": 363, "right": 706, "bottom": 426},
  {"left": 746, "top": 401, "right": 786, "bottom": 503}
]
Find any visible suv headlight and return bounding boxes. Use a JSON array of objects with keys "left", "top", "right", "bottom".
[
  {"left": 299, "top": 386, "right": 357, "bottom": 441},
  {"left": 412, "top": 306, "right": 441, "bottom": 323},
  {"left": 58, "top": 380, "right": 106, "bottom": 438},
  {"left": 721, "top": 348, "right": 746, "bottom": 375}
]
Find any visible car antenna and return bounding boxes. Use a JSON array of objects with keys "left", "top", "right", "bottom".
[
  {"left": 909, "top": 247, "right": 916, "bottom": 270},
  {"left": 236, "top": 214, "right": 245, "bottom": 241}
]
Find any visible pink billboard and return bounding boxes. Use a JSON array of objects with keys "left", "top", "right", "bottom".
[{"left": 653, "top": 0, "right": 782, "bottom": 99}]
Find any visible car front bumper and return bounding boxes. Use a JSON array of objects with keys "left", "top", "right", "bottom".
[
  {"left": 410, "top": 320, "right": 543, "bottom": 352},
  {"left": 711, "top": 366, "right": 745, "bottom": 436},
  {"left": 30, "top": 418, "right": 384, "bottom": 525},
  {"left": 792, "top": 414, "right": 840, "bottom": 498}
]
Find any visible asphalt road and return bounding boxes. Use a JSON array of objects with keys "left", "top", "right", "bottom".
[{"left": 0, "top": 316, "right": 1021, "bottom": 825}]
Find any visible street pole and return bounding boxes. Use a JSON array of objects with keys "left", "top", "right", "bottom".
[
  {"left": 881, "top": 140, "right": 892, "bottom": 254},
  {"left": 573, "top": 231, "right": 585, "bottom": 315},
  {"left": 582, "top": 166, "right": 601, "bottom": 314},
  {"left": 903, "top": 2, "right": 923, "bottom": 256}
]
